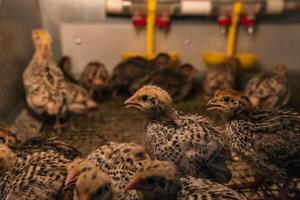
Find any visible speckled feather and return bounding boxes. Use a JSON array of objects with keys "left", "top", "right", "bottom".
[
  {"left": 81, "top": 62, "right": 109, "bottom": 91},
  {"left": 146, "top": 112, "right": 231, "bottom": 183},
  {"left": 143, "top": 68, "right": 193, "bottom": 102},
  {"left": 109, "top": 57, "right": 158, "bottom": 95},
  {"left": 87, "top": 142, "right": 151, "bottom": 200},
  {"left": 178, "top": 176, "right": 246, "bottom": 200},
  {"left": 23, "top": 30, "right": 68, "bottom": 117},
  {"left": 23, "top": 29, "right": 95, "bottom": 118},
  {"left": 62, "top": 82, "right": 97, "bottom": 114},
  {"left": 208, "top": 89, "right": 300, "bottom": 180},
  {"left": 127, "top": 160, "right": 244, "bottom": 200},
  {"left": 0, "top": 138, "right": 80, "bottom": 200},
  {"left": 245, "top": 65, "right": 291, "bottom": 110},
  {"left": 227, "top": 108, "right": 300, "bottom": 178},
  {"left": 203, "top": 59, "right": 237, "bottom": 98}
]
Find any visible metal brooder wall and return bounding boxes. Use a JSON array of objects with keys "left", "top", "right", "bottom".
[{"left": 0, "top": 0, "right": 42, "bottom": 122}]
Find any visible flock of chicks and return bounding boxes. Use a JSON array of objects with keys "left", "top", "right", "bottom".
[
  {"left": 0, "top": 28, "right": 297, "bottom": 200},
  {"left": 23, "top": 29, "right": 201, "bottom": 129},
  {"left": 22, "top": 29, "right": 291, "bottom": 129}
]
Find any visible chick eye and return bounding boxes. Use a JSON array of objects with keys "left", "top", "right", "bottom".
[
  {"left": 223, "top": 96, "right": 230, "bottom": 102},
  {"left": 147, "top": 177, "right": 155, "bottom": 184},
  {"left": 0, "top": 137, "right": 5, "bottom": 144},
  {"left": 141, "top": 95, "right": 148, "bottom": 101},
  {"left": 95, "top": 187, "right": 103, "bottom": 196},
  {"left": 104, "top": 184, "right": 110, "bottom": 191}
]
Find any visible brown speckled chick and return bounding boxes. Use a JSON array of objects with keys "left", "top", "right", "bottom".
[
  {"left": 23, "top": 29, "right": 96, "bottom": 129},
  {"left": 23, "top": 29, "right": 67, "bottom": 128},
  {"left": 0, "top": 128, "right": 19, "bottom": 149},
  {"left": 141, "top": 64, "right": 198, "bottom": 102},
  {"left": 65, "top": 142, "right": 151, "bottom": 200},
  {"left": 207, "top": 89, "right": 300, "bottom": 199},
  {"left": 0, "top": 144, "right": 16, "bottom": 177},
  {"left": 125, "top": 85, "right": 231, "bottom": 183},
  {"left": 203, "top": 58, "right": 238, "bottom": 99},
  {"left": 58, "top": 56, "right": 79, "bottom": 84},
  {"left": 57, "top": 56, "right": 97, "bottom": 113},
  {"left": 109, "top": 57, "right": 158, "bottom": 97},
  {"left": 80, "top": 62, "right": 109, "bottom": 99},
  {"left": 63, "top": 82, "right": 97, "bottom": 115},
  {"left": 0, "top": 128, "right": 19, "bottom": 176},
  {"left": 73, "top": 161, "right": 117, "bottom": 200},
  {"left": 125, "top": 160, "right": 246, "bottom": 200},
  {"left": 130, "top": 63, "right": 198, "bottom": 102},
  {"left": 0, "top": 137, "right": 81, "bottom": 200},
  {"left": 245, "top": 64, "right": 291, "bottom": 110},
  {"left": 150, "top": 53, "right": 177, "bottom": 69}
]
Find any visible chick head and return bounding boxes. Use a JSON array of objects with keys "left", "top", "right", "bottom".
[
  {"left": 32, "top": 29, "right": 52, "bottom": 51},
  {"left": 65, "top": 158, "right": 97, "bottom": 186},
  {"left": 0, "top": 128, "right": 18, "bottom": 148},
  {"left": 124, "top": 85, "right": 173, "bottom": 117},
  {"left": 74, "top": 168, "right": 113, "bottom": 200},
  {"left": 178, "top": 63, "right": 198, "bottom": 78},
  {"left": 207, "top": 89, "right": 252, "bottom": 117},
  {"left": 274, "top": 64, "right": 288, "bottom": 77},
  {"left": 0, "top": 144, "right": 16, "bottom": 176},
  {"left": 125, "top": 160, "right": 180, "bottom": 200}
]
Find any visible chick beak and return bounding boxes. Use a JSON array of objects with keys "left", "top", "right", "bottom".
[
  {"left": 124, "top": 96, "right": 141, "bottom": 109},
  {"left": 78, "top": 197, "right": 89, "bottom": 200},
  {"left": 94, "top": 79, "right": 104, "bottom": 86},
  {"left": 65, "top": 173, "right": 77, "bottom": 187},
  {"left": 124, "top": 175, "right": 141, "bottom": 192},
  {"left": 206, "top": 99, "right": 222, "bottom": 111}
]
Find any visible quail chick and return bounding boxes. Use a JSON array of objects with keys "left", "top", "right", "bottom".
[
  {"left": 0, "top": 137, "right": 80, "bottom": 200},
  {"left": 150, "top": 53, "right": 177, "bottom": 69},
  {"left": 178, "top": 63, "right": 199, "bottom": 79},
  {"left": 63, "top": 82, "right": 97, "bottom": 114},
  {"left": 124, "top": 85, "right": 231, "bottom": 183},
  {"left": 142, "top": 68, "right": 192, "bottom": 101},
  {"left": 0, "top": 144, "right": 16, "bottom": 177},
  {"left": 0, "top": 128, "right": 19, "bottom": 149},
  {"left": 207, "top": 89, "right": 300, "bottom": 199},
  {"left": 125, "top": 160, "right": 246, "bottom": 200},
  {"left": 23, "top": 29, "right": 96, "bottom": 129},
  {"left": 80, "top": 61, "right": 109, "bottom": 99},
  {"left": 109, "top": 57, "right": 157, "bottom": 97},
  {"left": 122, "top": 53, "right": 178, "bottom": 96},
  {"left": 130, "top": 63, "right": 198, "bottom": 101},
  {"left": 57, "top": 56, "right": 97, "bottom": 112},
  {"left": 17, "top": 137, "right": 81, "bottom": 159},
  {"left": 73, "top": 161, "right": 116, "bottom": 200},
  {"left": 23, "top": 29, "right": 67, "bottom": 129},
  {"left": 0, "top": 128, "right": 19, "bottom": 176},
  {"left": 65, "top": 142, "right": 151, "bottom": 200},
  {"left": 58, "top": 56, "right": 79, "bottom": 84},
  {"left": 179, "top": 63, "right": 200, "bottom": 97},
  {"left": 245, "top": 64, "right": 291, "bottom": 110},
  {"left": 203, "top": 58, "right": 238, "bottom": 99}
]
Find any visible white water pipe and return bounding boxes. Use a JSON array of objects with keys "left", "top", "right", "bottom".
[
  {"left": 266, "top": 0, "right": 284, "bottom": 14},
  {"left": 179, "top": 1, "right": 213, "bottom": 16},
  {"left": 105, "top": 0, "right": 300, "bottom": 15}
]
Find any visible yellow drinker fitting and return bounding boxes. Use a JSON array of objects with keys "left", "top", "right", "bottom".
[
  {"left": 146, "top": 0, "right": 156, "bottom": 59},
  {"left": 123, "top": 0, "right": 177, "bottom": 61},
  {"left": 203, "top": 1, "right": 257, "bottom": 69}
]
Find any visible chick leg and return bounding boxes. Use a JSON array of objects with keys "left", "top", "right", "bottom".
[
  {"left": 88, "top": 89, "right": 94, "bottom": 100},
  {"left": 53, "top": 116, "right": 69, "bottom": 131},
  {"left": 111, "top": 89, "right": 118, "bottom": 99}
]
